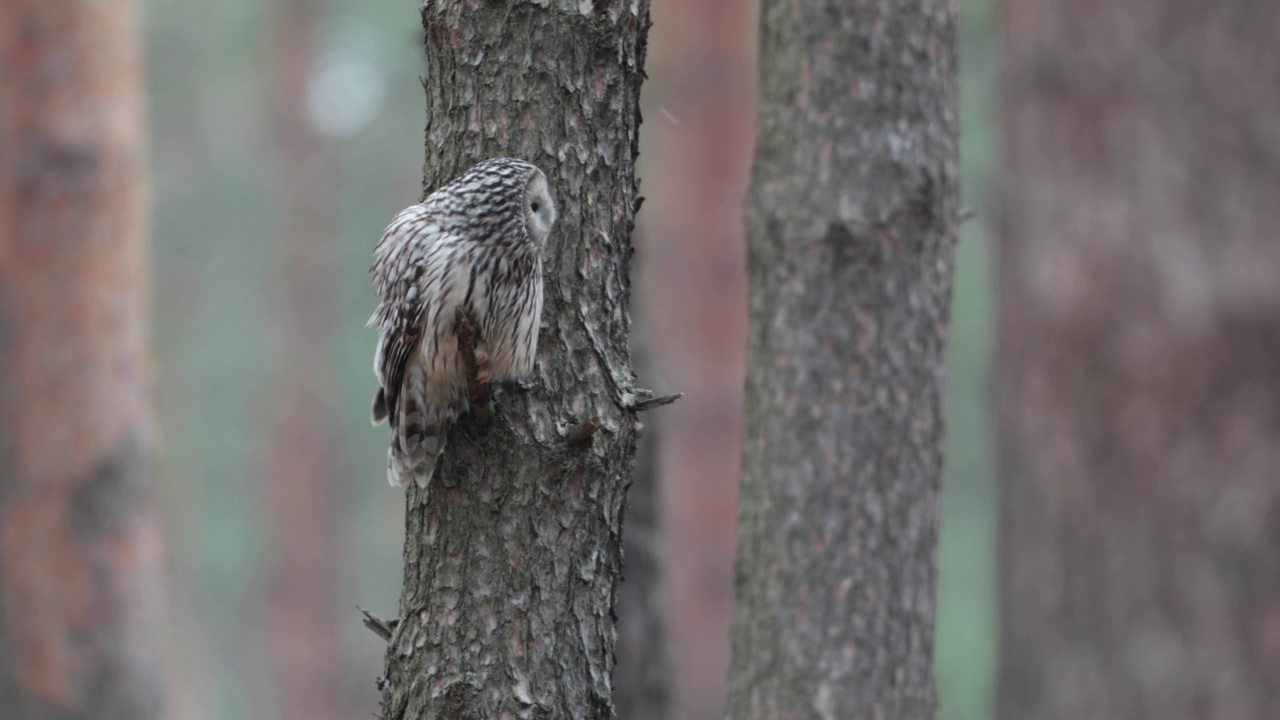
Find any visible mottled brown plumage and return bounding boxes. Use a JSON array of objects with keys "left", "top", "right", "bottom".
[{"left": 369, "top": 158, "right": 555, "bottom": 488}]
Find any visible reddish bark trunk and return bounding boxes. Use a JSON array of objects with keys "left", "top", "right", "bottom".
[
  {"left": 261, "top": 1, "right": 345, "bottom": 719},
  {"left": 639, "top": 0, "right": 756, "bottom": 716},
  {"left": 0, "top": 1, "right": 164, "bottom": 718}
]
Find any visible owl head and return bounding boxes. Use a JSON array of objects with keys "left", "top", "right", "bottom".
[
  {"left": 522, "top": 167, "right": 557, "bottom": 246},
  {"left": 446, "top": 157, "right": 557, "bottom": 249}
]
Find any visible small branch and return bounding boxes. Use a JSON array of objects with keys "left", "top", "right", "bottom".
[
  {"left": 626, "top": 392, "right": 683, "bottom": 413},
  {"left": 455, "top": 306, "right": 493, "bottom": 425},
  {"left": 958, "top": 207, "right": 977, "bottom": 224},
  {"left": 359, "top": 606, "right": 399, "bottom": 643},
  {"left": 564, "top": 416, "right": 602, "bottom": 446}
]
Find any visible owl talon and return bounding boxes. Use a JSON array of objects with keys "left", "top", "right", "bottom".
[
  {"left": 563, "top": 416, "right": 602, "bottom": 447},
  {"left": 455, "top": 307, "right": 494, "bottom": 424}
]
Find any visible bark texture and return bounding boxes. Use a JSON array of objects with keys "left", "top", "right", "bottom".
[
  {"left": 378, "top": 2, "right": 650, "bottom": 719},
  {"left": 263, "top": 1, "right": 345, "bottom": 719},
  {"left": 0, "top": 1, "right": 164, "bottom": 719},
  {"left": 998, "top": 2, "right": 1280, "bottom": 719},
  {"left": 726, "top": 0, "right": 958, "bottom": 718}
]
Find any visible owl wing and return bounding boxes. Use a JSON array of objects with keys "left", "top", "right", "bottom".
[
  {"left": 371, "top": 321, "right": 419, "bottom": 425},
  {"left": 370, "top": 204, "right": 446, "bottom": 426}
]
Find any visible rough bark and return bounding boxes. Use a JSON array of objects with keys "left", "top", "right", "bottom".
[
  {"left": 263, "top": 1, "right": 345, "bottom": 719},
  {"left": 0, "top": 2, "right": 164, "bottom": 719},
  {"left": 377, "top": 3, "right": 650, "bottom": 719},
  {"left": 638, "top": 0, "right": 755, "bottom": 716},
  {"left": 725, "top": 0, "right": 958, "bottom": 717},
  {"left": 997, "top": 2, "right": 1280, "bottom": 719}
]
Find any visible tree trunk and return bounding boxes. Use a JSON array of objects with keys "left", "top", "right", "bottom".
[
  {"left": 377, "top": 3, "right": 650, "bottom": 719},
  {"left": 997, "top": 2, "right": 1280, "bottom": 719},
  {"left": 263, "top": 1, "right": 345, "bottom": 719},
  {"left": 0, "top": 2, "right": 164, "bottom": 719},
  {"left": 725, "top": 0, "right": 958, "bottom": 717}
]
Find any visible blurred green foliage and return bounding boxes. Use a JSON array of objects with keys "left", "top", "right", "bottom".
[
  {"left": 937, "top": 2, "right": 998, "bottom": 719},
  {"left": 148, "top": 2, "right": 422, "bottom": 715}
]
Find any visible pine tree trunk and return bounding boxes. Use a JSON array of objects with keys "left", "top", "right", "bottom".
[
  {"left": 377, "top": 3, "right": 650, "bottom": 718},
  {"left": 725, "top": 0, "right": 958, "bottom": 717},
  {"left": 0, "top": 1, "right": 164, "bottom": 718},
  {"left": 997, "top": 2, "right": 1280, "bottom": 719}
]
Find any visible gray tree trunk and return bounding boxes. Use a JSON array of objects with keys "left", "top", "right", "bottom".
[
  {"left": 377, "top": 3, "right": 650, "bottom": 719},
  {"left": 997, "top": 2, "right": 1280, "bottom": 719},
  {"left": 0, "top": 2, "right": 164, "bottom": 718},
  {"left": 725, "top": 0, "right": 958, "bottom": 717}
]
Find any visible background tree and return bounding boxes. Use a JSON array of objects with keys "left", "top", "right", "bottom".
[
  {"left": 374, "top": 2, "right": 652, "bottom": 718},
  {"left": 636, "top": 0, "right": 756, "bottom": 715},
  {"left": 0, "top": 1, "right": 165, "bottom": 718},
  {"left": 260, "top": 0, "right": 346, "bottom": 719},
  {"left": 726, "top": 0, "right": 958, "bottom": 717},
  {"left": 997, "top": 2, "right": 1280, "bottom": 719}
]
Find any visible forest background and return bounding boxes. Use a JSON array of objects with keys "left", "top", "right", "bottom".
[{"left": 149, "top": 1, "right": 992, "bottom": 719}]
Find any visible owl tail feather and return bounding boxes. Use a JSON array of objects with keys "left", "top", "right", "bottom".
[
  {"left": 387, "top": 396, "right": 449, "bottom": 490},
  {"left": 371, "top": 388, "right": 389, "bottom": 425},
  {"left": 386, "top": 438, "right": 443, "bottom": 489}
]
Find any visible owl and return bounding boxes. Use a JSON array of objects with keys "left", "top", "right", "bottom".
[{"left": 369, "top": 158, "right": 556, "bottom": 489}]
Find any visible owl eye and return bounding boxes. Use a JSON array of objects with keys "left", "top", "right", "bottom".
[{"left": 530, "top": 200, "right": 541, "bottom": 212}]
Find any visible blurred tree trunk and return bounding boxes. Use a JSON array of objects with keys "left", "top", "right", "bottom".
[
  {"left": 262, "top": 1, "right": 345, "bottom": 719},
  {"left": 997, "top": 3, "right": 1280, "bottom": 720},
  {"left": 0, "top": 2, "right": 165, "bottom": 719},
  {"left": 376, "top": 2, "right": 650, "bottom": 719},
  {"left": 614, "top": 311, "right": 670, "bottom": 720},
  {"left": 725, "top": 0, "right": 958, "bottom": 717},
  {"left": 638, "top": 0, "right": 755, "bottom": 716}
]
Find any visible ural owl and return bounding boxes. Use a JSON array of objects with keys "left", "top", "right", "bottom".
[{"left": 369, "top": 158, "right": 556, "bottom": 489}]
